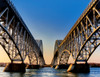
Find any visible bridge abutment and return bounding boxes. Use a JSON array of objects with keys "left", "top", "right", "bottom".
[
  {"left": 67, "top": 63, "right": 90, "bottom": 73},
  {"left": 4, "top": 63, "right": 26, "bottom": 72}
]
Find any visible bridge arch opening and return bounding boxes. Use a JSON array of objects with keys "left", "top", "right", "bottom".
[
  {"left": 0, "top": 46, "right": 10, "bottom": 63},
  {"left": 88, "top": 46, "right": 100, "bottom": 63},
  {"left": 24, "top": 56, "right": 29, "bottom": 64},
  {"left": 59, "top": 50, "right": 70, "bottom": 65},
  {"left": 68, "top": 55, "right": 74, "bottom": 64}
]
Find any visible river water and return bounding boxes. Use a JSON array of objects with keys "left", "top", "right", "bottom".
[{"left": 0, "top": 67, "right": 100, "bottom": 77}]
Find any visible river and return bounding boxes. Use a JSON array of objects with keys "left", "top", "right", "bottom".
[{"left": 0, "top": 67, "right": 100, "bottom": 77}]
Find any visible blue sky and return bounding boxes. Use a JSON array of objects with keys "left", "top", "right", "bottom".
[{"left": 10, "top": 0, "right": 91, "bottom": 64}]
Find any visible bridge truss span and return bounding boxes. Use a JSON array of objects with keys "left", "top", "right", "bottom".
[
  {"left": 52, "top": 0, "right": 100, "bottom": 65},
  {"left": 0, "top": 0, "right": 45, "bottom": 66}
]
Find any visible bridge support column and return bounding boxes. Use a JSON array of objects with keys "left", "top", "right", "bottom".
[
  {"left": 4, "top": 63, "right": 26, "bottom": 72},
  {"left": 55, "top": 64, "right": 69, "bottom": 69},
  {"left": 67, "top": 63, "right": 90, "bottom": 73},
  {"left": 26, "top": 65, "right": 40, "bottom": 69},
  {"left": 57, "top": 64, "right": 69, "bottom": 69},
  {"left": 53, "top": 65, "right": 56, "bottom": 68}
]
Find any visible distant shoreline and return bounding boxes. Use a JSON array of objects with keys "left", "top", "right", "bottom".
[
  {"left": 89, "top": 63, "right": 100, "bottom": 67},
  {"left": 0, "top": 63, "right": 100, "bottom": 67}
]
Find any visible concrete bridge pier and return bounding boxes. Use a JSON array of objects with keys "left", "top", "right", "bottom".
[
  {"left": 58, "top": 64, "right": 69, "bottom": 69},
  {"left": 4, "top": 63, "right": 26, "bottom": 72},
  {"left": 55, "top": 64, "right": 69, "bottom": 69},
  {"left": 52, "top": 65, "right": 56, "bottom": 68},
  {"left": 26, "top": 65, "right": 40, "bottom": 69},
  {"left": 67, "top": 63, "right": 90, "bottom": 73}
]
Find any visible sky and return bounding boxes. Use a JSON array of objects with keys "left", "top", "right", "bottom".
[{"left": 1, "top": 0, "right": 100, "bottom": 64}]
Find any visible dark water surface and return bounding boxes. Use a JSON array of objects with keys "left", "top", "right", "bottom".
[{"left": 0, "top": 67, "right": 100, "bottom": 77}]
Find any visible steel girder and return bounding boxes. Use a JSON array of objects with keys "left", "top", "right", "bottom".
[
  {"left": 0, "top": 0, "right": 45, "bottom": 65},
  {"left": 52, "top": 0, "right": 100, "bottom": 65}
]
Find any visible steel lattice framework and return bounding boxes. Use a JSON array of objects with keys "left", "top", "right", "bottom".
[
  {"left": 52, "top": 0, "right": 100, "bottom": 65},
  {"left": 0, "top": 0, "right": 45, "bottom": 65}
]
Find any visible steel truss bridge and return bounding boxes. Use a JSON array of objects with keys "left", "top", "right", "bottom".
[
  {"left": 0, "top": 0, "right": 45, "bottom": 66},
  {"left": 52, "top": 0, "right": 100, "bottom": 67}
]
